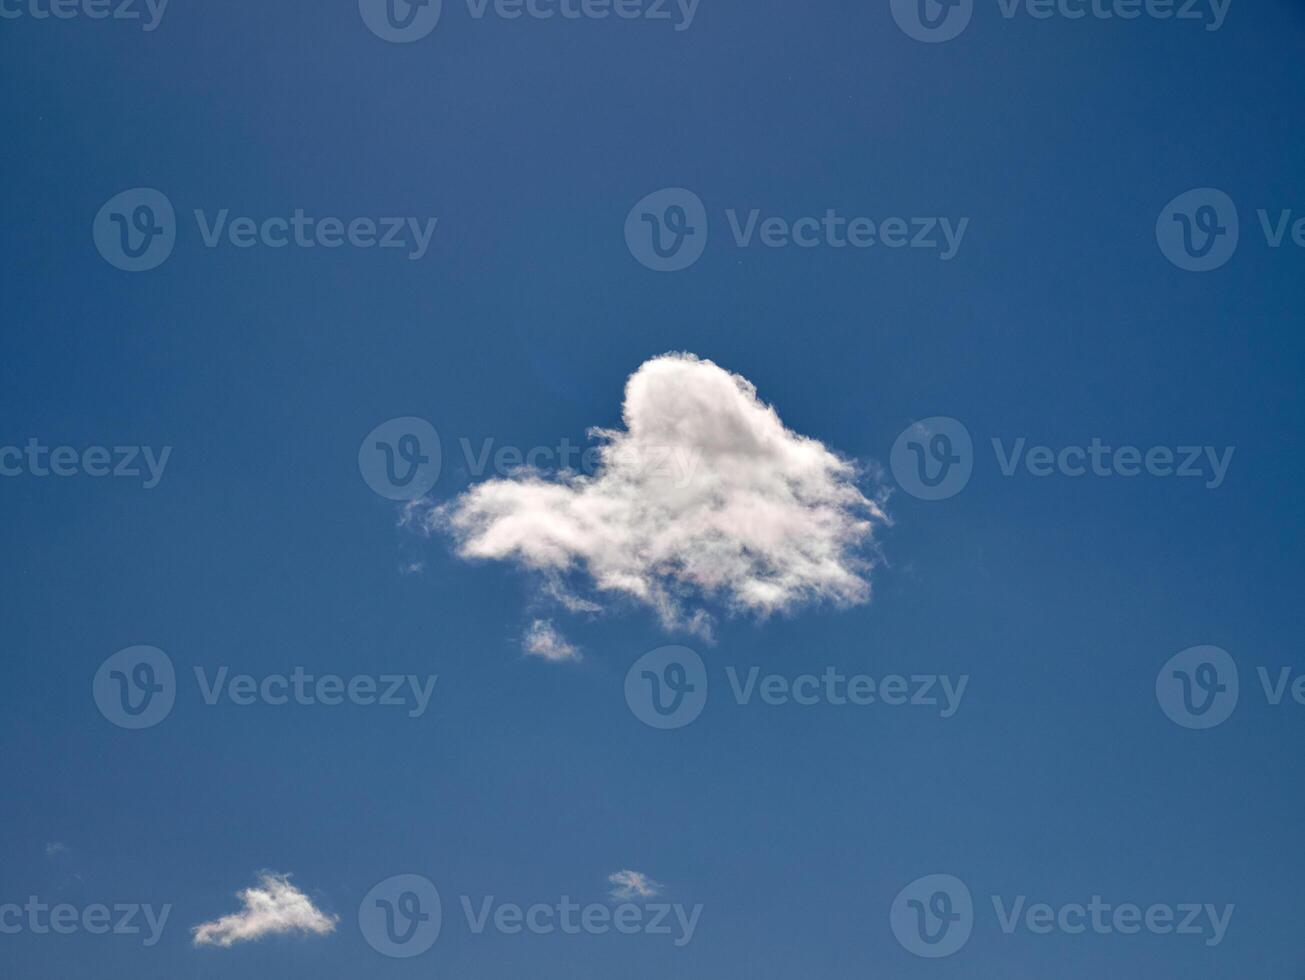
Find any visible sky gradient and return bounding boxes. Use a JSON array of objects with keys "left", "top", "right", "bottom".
[{"left": 2, "top": 1, "right": 1304, "bottom": 977}]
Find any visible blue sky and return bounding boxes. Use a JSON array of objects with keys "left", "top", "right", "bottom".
[{"left": 2, "top": 1, "right": 1304, "bottom": 977}]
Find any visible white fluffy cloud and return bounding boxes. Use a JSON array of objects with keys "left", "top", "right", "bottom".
[
  {"left": 608, "top": 869, "right": 662, "bottom": 901},
  {"left": 416, "top": 353, "right": 886, "bottom": 638},
  {"left": 523, "top": 619, "right": 581, "bottom": 662},
  {"left": 192, "top": 873, "right": 337, "bottom": 947}
]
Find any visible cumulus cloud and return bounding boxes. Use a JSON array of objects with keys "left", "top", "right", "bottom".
[
  {"left": 192, "top": 873, "right": 337, "bottom": 948},
  {"left": 412, "top": 353, "right": 886, "bottom": 638},
  {"left": 608, "top": 870, "right": 662, "bottom": 901},
  {"left": 523, "top": 619, "right": 581, "bottom": 662}
]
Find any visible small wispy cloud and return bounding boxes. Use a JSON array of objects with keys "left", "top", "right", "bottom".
[
  {"left": 45, "top": 842, "right": 69, "bottom": 858},
  {"left": 523, "top": 619, "right": 581, "bottom": 662},
  {"left": 192, "top": 872, "right": 337, "bottom": 948},
  {"left": 608, "top": 869, "right": 662, "bottom": 901}
]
